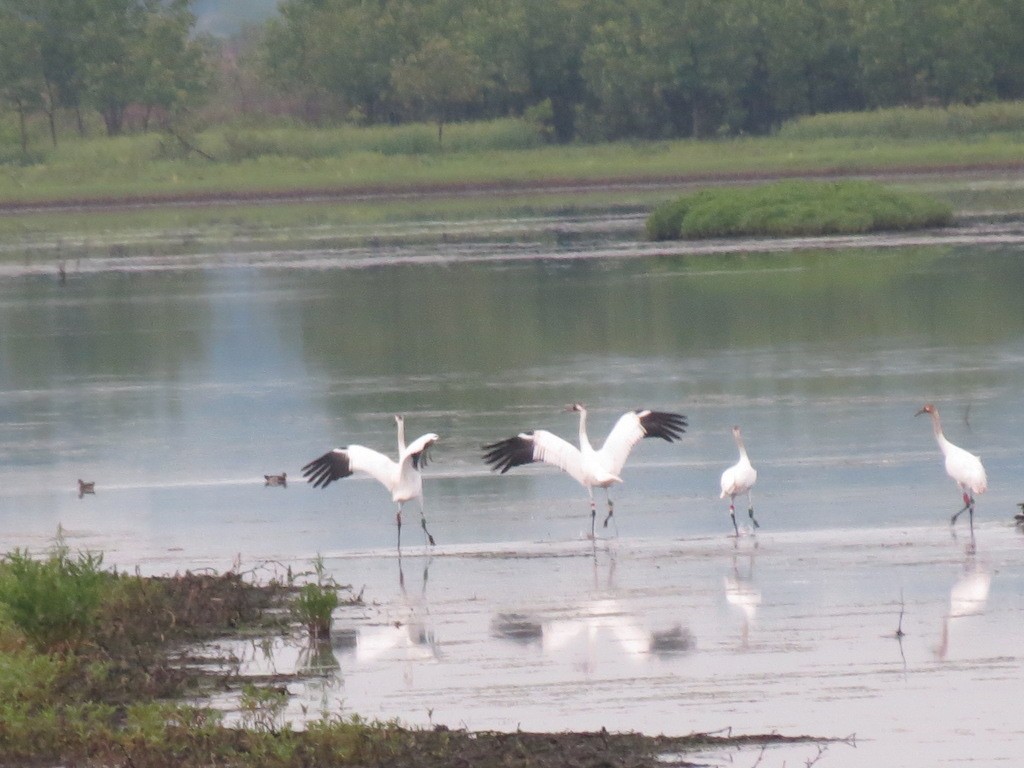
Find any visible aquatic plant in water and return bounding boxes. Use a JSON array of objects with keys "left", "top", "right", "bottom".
[{"left": 645, "top": 180, "right": 953, "bottom": 240}]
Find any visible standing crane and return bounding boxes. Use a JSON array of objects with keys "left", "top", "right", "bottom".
[
  {"left": 916, "top": 403, "right": 987, "bottom": 530},
  {"left": 720, "top": 425, "right": 758, "bottom": 535}
]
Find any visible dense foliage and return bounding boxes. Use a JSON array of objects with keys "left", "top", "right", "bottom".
[
  {"left": 645, "top": 181, "right": 954, "bottom": 240},
  {"left": 249, "top": 0, "right": 1024, "bottom": 141},
  {"left": 0, "top": 0, "right": 210, "bottom": 148},
  {"left": 2, "top": 0, "right": 1024, "bottom": 149}
]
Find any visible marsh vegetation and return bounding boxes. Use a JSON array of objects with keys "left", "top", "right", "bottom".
[{"left": 645, "top": 180, "right": 954, "bottom": 240}]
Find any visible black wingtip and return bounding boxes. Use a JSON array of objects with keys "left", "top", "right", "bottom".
[
  {"left": 412, "top": 442, "right": 433, "bottom": 470},
  {"left": 640, "top": 411, "right": 687, "bottom": 442},
  {"left": 482, "top": 435, "right": 534, "bottom": 474},
  {"left": 301, "top": 450, "right": 352, "bottom": 489}
]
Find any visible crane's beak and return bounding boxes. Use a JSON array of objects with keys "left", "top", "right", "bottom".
[{"left": 914, "top": 408, "right": 927, "bottom": 417}]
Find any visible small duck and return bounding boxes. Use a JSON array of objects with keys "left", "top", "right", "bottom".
[
  {"left": 1015, "top": 502, "right": 1024, "bottom": 526},
  {"left": 264, "top": 472, "right": 287, "bottom": 487},
  {"left": 78, "top": 479, "right": 95, "bottom": 498}
]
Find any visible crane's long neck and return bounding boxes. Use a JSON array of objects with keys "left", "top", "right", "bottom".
[
  {"left": 930, "top": 411, "right": 952, "bottom": 455},
  {"left": 736, "top": 438, "right": 750, "bottom": 463},
  {"left": 577, "top": 408, "right": 593, "bottom": 452},
  {"left": 396, "top": 416, "right": 407, "bottom": 454}
]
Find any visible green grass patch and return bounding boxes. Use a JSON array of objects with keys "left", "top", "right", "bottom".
[
  {"left": 1, "top": 112, "right": 1023, "bottom": 208},
  {"left": 645, "top": 180, "right": 954, "bottom": 240},
  {"left": 779, "top": 101, "right": 1024, "bottom": 141}
]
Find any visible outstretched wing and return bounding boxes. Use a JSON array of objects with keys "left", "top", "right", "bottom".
[
  {"left": 302, "top": 445, "right": 397, "bottom": 490},
  {"left": 482, "top": 430, "right": 587, "bottom": 485},
  {"left": 599, "top": 410, "right": 687, "bottom": 476},
  {"left": 402, "top": 433, "right": 438, "bottom": 471}
]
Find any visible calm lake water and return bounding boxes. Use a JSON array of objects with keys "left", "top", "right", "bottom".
[{"left": 1, "top": 209, "right": 1023, "bottom": 766}]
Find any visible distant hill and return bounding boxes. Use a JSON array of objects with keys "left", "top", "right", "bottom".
[{"left": 193, "top": 0, "right": 279, "bottom": 36}]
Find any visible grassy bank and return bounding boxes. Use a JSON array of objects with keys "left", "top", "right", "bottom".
[
  {"left": 0, "top": 103, "right": 1022, "bottom": 248},
  {"left": 1, "top": 108, "right": 1023, "bottom": 208},
  {"left": 0, "top": 542, "right": 828, "bottom": 767}
]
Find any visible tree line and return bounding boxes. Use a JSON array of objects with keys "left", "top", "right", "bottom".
[
  {"left": 3, "top": 0, "right": 1024, "bottom": 150},
  {"left": 0, "top": 0, "right": 210, "bottom": 149}
]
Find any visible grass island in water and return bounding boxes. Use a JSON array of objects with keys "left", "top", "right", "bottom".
[{"left": 645, "top": 180, "right": 954, "bottom": 241}]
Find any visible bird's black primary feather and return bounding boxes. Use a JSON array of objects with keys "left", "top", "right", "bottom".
[
  {"left": 302, "top": 450, "right": 353, "bottom": 489},
  {"left": 638, "top": 411, "right": 687, "bottom": 442},
  {"left": 411, "top": 442, "right": 433, "bottom": 470},
  {"left": 482, "top": 433, "right": 537, "bottom": 474}
]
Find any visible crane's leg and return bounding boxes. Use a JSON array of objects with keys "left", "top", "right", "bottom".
[
  {"left": 602, "top": 493, "right": 619, "bottom": 536},
  {"left": 602, "top": 493, "right": 615, "bottom": 528},
  {"left": 950, "top": 492, "right": 973, "bottom": 526},
  {"left": 396, "top": 506, "right": 403, "bottom": 551},
  {"left": 419, "top": 501, "right": 436, "bottom": 547},
  {"left": 588, "top": 490, "right": 597, "bottom": 539},
  {"left": 747, "top": 490, "right": 759, "bottom": 529},
  {"left": 730, "top": 502, "right": 739, "bottom": 537}
]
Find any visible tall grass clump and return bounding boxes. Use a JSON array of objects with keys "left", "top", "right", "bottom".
[
  {"left": 646, "top": 180, "right": 953, "bottom": 240},
  {"left": 0, "top": 543, "right": 109, "bottom": 652},
  {"left": 291, "top": 555, "right": 343, "bottom": 642},
  {"left": 779, "top": 101, "right": 1024, "bottom": 141}
]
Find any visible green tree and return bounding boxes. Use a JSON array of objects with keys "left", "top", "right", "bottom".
[
  {"left": 264, "top": 0, "right": 420, "bottom": 123},
  {"left": 580, "top": 13, "right": 678, "bottom": 138},
  {"left": 581, "top": 0, "right": 754, "bottom": 138},
  {"left": 501, "top": 0, "right": 602, "bottom": 142},
  {"left": 853, "top": 0, "right": 993, "bottom": 107},
  {"left": 732, "top": 0, "right": 865, "bottom": 134},
  {"left": 0, "top": 0, "right": 91, "bottom": 145},
  {"left": 0, "top": 8, "right": 44, "bottom": 151},
  {"left": 135, "top": 3, "right": 212, "bottom": 129},
  {"left": 78, "top": 0, "right": 208, "bottom": 136},
  {"left": 391, "top": 35, "right": 483, "bottom": 145},
  {"left": 971, "top": 0, "right": 1024, "bottom": 100}
]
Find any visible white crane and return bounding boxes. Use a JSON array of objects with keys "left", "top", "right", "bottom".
[
  {"left": 302, "top": 415, "right": 439, "bottom": 550},
  {"left": 916, "top": 403, "right": 987, "bottom": 530},
  {"left": 482, "top": 404, "right": 686, "bottom": 538},
  {"left": 720, "top": 425, "right": 758, "bottom": 535}
]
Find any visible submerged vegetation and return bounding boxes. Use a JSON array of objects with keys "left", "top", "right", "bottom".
[
  {"left": 0, "top": 540, "right": 828, "bottom": 767},
  {"left": 645, "top": 180, "right": 954, "bottom": 240}
]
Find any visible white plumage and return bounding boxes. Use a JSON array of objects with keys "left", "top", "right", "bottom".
[
  {"left": 720, "top": 425, "right": 758, "bottom": 535},
  {"left": 302, "top": 415, "right": 439, "bottom": 549},
  {"left": 482, "top": 403, "right": 686, "bottom": 537},
  {"left": 916, "top": 403, "right": 987, "bottom": 530}
]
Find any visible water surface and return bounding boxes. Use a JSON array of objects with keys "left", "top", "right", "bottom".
[{"left": 1, "top": 212, "right": 1022, "bottom": 765}]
